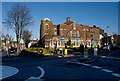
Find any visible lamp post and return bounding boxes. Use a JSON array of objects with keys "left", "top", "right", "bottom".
[
  {"left": 107, "top": 26, "right": 109, "bottom": 45},
  {"left": 2, "top": 22, "right": 9, "bottom": 55}
]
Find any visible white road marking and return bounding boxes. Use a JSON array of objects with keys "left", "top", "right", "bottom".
[
  {"left": 91, "top": 66, "right": 102, "bottom": 69},
  {"left": 76, "top": 62, "right": 84, "bottom": 65},
  {"left": 37, "top": 67, "right": 45, "bottom": 78},
  {"left": 112, "top": 73, "right": 120, "bottom": 78},
  {"left": 67, "top": 54, "right": 120, "bottom": 78},
  {"left": 0, "top": 65, "right": 19, "bottom": 79},
  {"left": 83, "top": 64, "right": 91, "bottom": 66},
  {"left": 101, "top": 69, "right": 113, "bottom": 73},
  {"left": 26, "top": 66, "right": 45, "bottom": 80}
]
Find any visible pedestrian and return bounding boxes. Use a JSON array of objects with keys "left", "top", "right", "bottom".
[
  {"left": 97, "top": 44, "right": 99, "bottom": 51},
  {"left": 80, "top": 44, "right": 84, "bottom": 55},
  {"left": 84, "top": 45, "right": 88, "bottom": 58},
  {"left": 85, "top": 45, "right": 87, "bottom": 49},
  {"left": 108, "top": 44, "right": 110, "bottom": 51},
  {"left": 54, "top": 43, "right": 57, "bottom": 54},
  {"left": 8, "top": 49, "right": 11, "bottom": 57},
  {"left": 80, "top": 44, "right": 82, "bottom": 52}
]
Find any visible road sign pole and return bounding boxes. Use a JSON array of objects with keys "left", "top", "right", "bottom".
[
  {"left": 60, "top": 37, "right": 65, "bottom": 57},
  {"left": 62, "top": 40, "right": 63, "bottom": 57}
]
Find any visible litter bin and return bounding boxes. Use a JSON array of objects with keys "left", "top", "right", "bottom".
[{"left": 64, "top": 49, "right": 67, "bottom": 55}]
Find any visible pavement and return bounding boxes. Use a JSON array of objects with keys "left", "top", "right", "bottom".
[{"left": 1, "top": 49, "right": 120, "bottom": 80}]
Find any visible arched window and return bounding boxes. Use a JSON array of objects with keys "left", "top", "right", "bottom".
[
  {"left": 72, "top": 31, "right": 77, "bottom": 37},
  {"left": 68, "top": 33, "right": 71, "bottom": 36},
  {"left": 67, "top": 30, "right": 82, "bottom": 37}
]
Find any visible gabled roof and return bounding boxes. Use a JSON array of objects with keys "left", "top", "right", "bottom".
[{"left": 64, "top": 21, "right": 73, "bottom": 25}]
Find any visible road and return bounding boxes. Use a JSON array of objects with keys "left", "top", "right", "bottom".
[{"left": 1, "top": 50, "right": 120, "bottom": 81}]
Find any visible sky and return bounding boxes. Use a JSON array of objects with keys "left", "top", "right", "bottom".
[{"left": 2, "top": 2, "right": 118, "bottom": 42}]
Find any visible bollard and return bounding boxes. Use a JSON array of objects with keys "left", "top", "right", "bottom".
[
  {"left": 64, "top": 49, "right": 67, "bottom": 55},
  {"left": 84, "top": 49, "right": 88, "bottom": 58},
  {"left": 94, "top": 48, "right": 97, "bottom": 56}
]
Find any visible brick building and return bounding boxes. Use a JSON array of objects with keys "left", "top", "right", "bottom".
[{"left": 40, "top": 17, "right": 105, "bottom": 48}]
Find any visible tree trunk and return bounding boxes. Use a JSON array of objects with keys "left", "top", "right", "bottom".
[{"left": 16, "top": 34, "right": 20, "bottom": 53}]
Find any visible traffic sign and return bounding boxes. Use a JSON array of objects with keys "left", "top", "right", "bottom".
[
  {"left": 60, "top": 37, "right": 65, "bottom": 40},
  {"left": 74, "top": 37, "right": 80, "bottom": 40}
]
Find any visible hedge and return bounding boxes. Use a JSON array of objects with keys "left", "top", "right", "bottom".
[{"left": 25, "top": 47, "right": 49, "bottom": 54}]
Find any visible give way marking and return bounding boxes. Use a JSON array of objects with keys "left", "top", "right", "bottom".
[{"left": 26, "top": 66, "right": 45, "bottom": 80}]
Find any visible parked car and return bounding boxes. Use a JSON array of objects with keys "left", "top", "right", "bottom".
[
  {"left": 8, "top": 47, "right": 17, "bottom": 53},
  {"left": 0, "top": 47, "right": 4, "bottom": 52},
  {"left": 102, "top": 45, "right": 110, "bottom": 51}
]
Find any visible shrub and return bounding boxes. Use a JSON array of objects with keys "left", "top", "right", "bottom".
[
  {"left": 49, "top": 48, "right": 54, "bottom": 54},
  {"left": 70, "top": 44, "right": 73, "bottom": 48},
  {"left": 25, "top": 47, "right": 49, "bottom": 54}
]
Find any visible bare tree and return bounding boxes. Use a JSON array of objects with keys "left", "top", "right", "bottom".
[
  {"left": 6, "top": 4, "right": 33, "bottom": 53},
  {"left": 22, "top": 30, "right": 32, "bottom": 48},
  {"left": 1, "top": 34, "right": 14, "bottom": 47}
]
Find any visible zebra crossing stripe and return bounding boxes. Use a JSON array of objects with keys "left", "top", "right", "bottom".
[
  {"left": 67, "top": 60, "right": 120, "bottom": 78},
  {"left": 91, "top": 66, "right": 102, "bottom": 69},
  {"left": 83, "top": 64, "right": 91, "bottom": 66},
  {"left": 101, "top": 69, "right": 113, "bottom": 73},
  {"left": 76, "top": 62, "right": 84, "bottom": 65},
  {"left": 112, "top": 73, "right": 120, "bottom": 78}
]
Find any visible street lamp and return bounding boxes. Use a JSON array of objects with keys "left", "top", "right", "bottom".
[
  {"left": 2, "top": 22, "right": 9, "bottom": 55},
  {"left": 107, "top": 26, "right": 109, "bottom": 45}
]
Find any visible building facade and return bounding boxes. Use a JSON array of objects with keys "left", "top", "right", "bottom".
[
  {"left": 40, "top": 17, "right": 105, "bottom": 48},
  {"left": 1, "top": 40, "right": 25, "bottom": 51}
]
